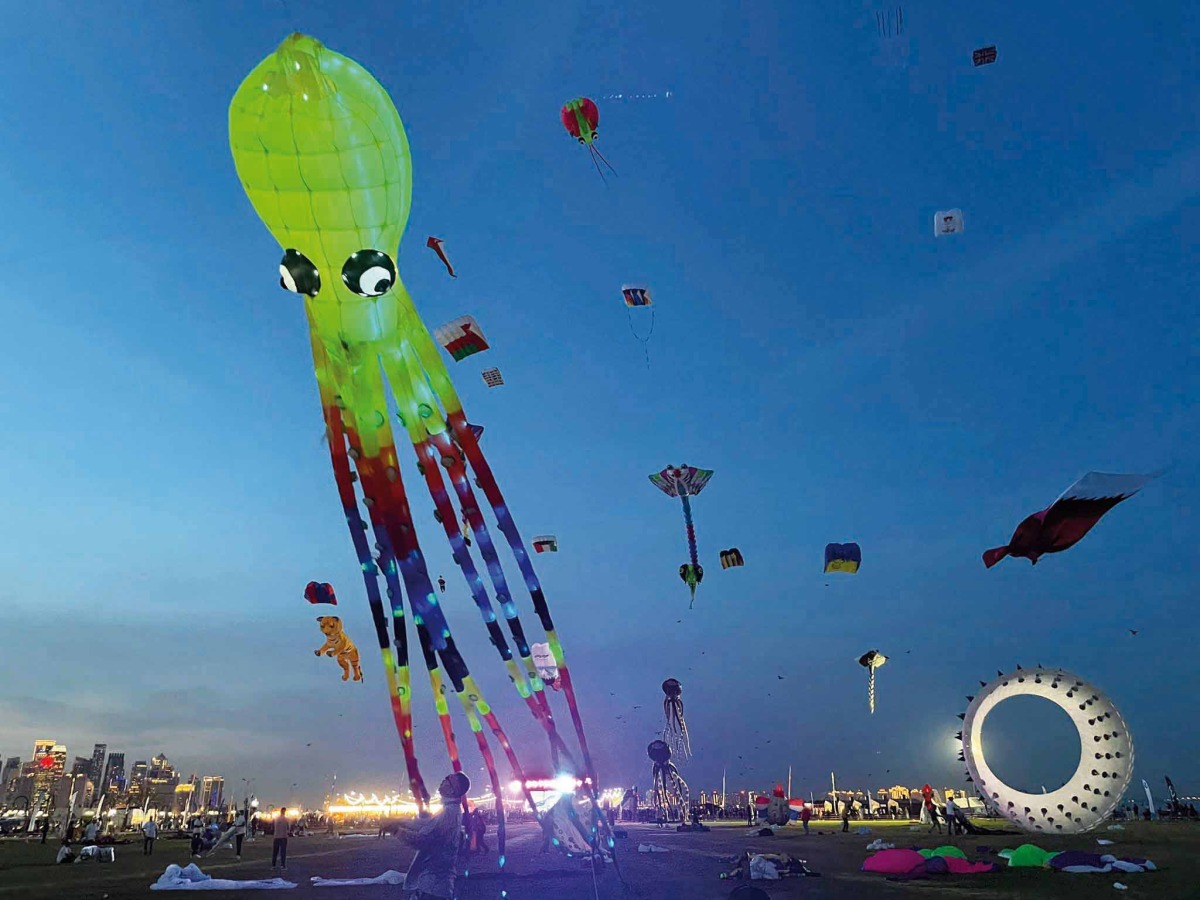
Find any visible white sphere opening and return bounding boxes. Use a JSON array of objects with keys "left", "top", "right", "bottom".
[{"left": 961, "top": 667, "right": 1134, "bottom": 834}]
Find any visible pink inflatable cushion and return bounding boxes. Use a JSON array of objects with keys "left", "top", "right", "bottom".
[{"left": 862, "top": 849, "right": 927, "bottom": 874}]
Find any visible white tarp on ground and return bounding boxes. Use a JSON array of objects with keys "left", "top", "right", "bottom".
[
  {"left": 151, "top": 864, "right": 296, "bottom": 891},
  {"left": 311, "top": 871, "right": 406, "bottom": 887}
]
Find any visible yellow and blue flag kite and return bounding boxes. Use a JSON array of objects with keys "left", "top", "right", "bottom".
[{"left": 824, "top": 542, "right": 861, "bottom": 574}]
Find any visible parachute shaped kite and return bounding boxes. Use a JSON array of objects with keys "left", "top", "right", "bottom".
[
  {"left": 983, "top": 472, "right": 1156, "bottom": 568},
  {"left": 305, "top": 581, "right": 337, "bottom": 605},
  {"left": 425, "top": 236, "right": 455, "bottom": 277},
  {"left": 561, "top": 97, "right": 615, "bottom": 181},
  {"left": 622, "top": 284, "right": 655, "bottom": 365},
  {"left": 230, "top": 33, "right": 608, "bottom": 867},
  {"left": 719, "top": 548, "right": 744, "bottom": 569},
  {"left": 531, "top": 642, "right": 561, "bottom": 690},
  {"left": 532, "top": 535, "right": 558, "bottom": 553},
  {"left": 434, "top": 316, "right": 489, "bottom": 361},
  {"left": 858, "top": 650, "right": 888, "bottom": 714},
  {"left": 622, "top": 286, "right": 651, "bottom": 307},
  {"left": 824, "top": 543, "right": 861, "bottom": 573},
  {"left": 481, "top": 367, "right": 504, "bottom": 387},
  {"left": 973, "top": 46, "right": 998, "bottom": 66},
  {"left": 650, "top": 464, "right": 714, "bottom": 607},
  {"left": 934, "top": 209, "right": 965, "bottom": 236},
  {"left": 661, "top": 678, "right": 691, "bottom": 758},
  {"left": 647, "top": 740, "right": 690, "bottom": 822}
]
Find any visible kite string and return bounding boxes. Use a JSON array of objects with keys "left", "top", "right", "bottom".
[{"left": 626, "top": 305, "right": 655, "bottom": 366}]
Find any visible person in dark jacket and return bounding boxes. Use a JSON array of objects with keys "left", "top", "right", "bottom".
[{"left": 399, "top": 773, "right": 470, "bottom": 900}]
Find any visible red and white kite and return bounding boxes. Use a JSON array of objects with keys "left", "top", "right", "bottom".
[
  {"left": 434, "top": 315, "right": 490, "bottom": 361},
  {"left": 426, "top": 236, "right": 456, "bottom": 277}
]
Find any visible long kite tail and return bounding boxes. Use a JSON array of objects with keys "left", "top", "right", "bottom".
[
  {"left": 444, "top": 409, "right": 600, "bottom": 783},
  {"left": 383, "top": 350, "right": 577, "bottom": 767},
  {"left": 868, "top": 668, "right": 876, "bottom": 714},
  {"left": 415, "top": 623, "right": 463, "bottom": 774},
  {"left": 681, "top": 493, "right": 698, "bottom": 570},
  {"left": 312, "top": 345, "right": 428, "bottom": 808},
  {"left": 590, "top": 144, "right": 617, "bottom": 177},
  {"left": 404, "top": 315, "right": 618, "bottom": 870},
  {"left": 450, "top": 684, "right": 507, "bottom": 870}
]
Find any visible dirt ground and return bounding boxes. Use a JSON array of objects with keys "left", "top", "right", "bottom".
[{"left": 0, "top": 819, "right": 1196, "bottom": 899}]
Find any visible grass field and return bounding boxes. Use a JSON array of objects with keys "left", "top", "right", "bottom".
[{"left": 0, "top": 818, "right": 1196, "bottom": 898}]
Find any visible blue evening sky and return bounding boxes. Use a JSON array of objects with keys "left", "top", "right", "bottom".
[{"left": 0, "top": 1, "right": 1196, "bottom": 807}]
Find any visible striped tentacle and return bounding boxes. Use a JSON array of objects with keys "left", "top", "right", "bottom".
[{"left": 311, "top": 342, "right": 429, "bottom": 809}]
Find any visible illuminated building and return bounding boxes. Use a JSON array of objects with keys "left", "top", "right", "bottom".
[
  {"left": 146, "top": 754, "right": 179, "bottom": 810},
  {"left": 127, "top": 760, "right": 148, "bottom": 801},
  {"left": 89, "top": 744, "right": 107, "bottom": 794},
  {"left": 102, "top": 752, "right": 126, "bottom": 799},
  {"left": 173, "top": 783, "right": 195, "bottom": 815},
  {"left": 199, "top": 776, "right": 224, "bottom": 811}
]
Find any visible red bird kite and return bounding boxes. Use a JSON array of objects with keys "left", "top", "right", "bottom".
[
  {"left": 983, "top": 472, "right": 1156, "bottom": 568},
  {"left": 426, "top": 236, "right": 456, "bottom": 277}
]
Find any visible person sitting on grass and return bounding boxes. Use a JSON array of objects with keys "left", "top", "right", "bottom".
[{"left": 399, "top": 772, "right": 470, "bottom": 900}]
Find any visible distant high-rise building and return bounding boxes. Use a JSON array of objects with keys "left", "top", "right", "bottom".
[
  {"left": 172, "top": 782, "right": 195, "bottom": 815},
  {"left": 70, "top": 756, "right": 91, "bottom": 777},
  {"left": 127, "top": 760, "right": 149, "bottom": 801},
  {"left": 102, "top": 752, "right": 126, "bottom": 799},
  {"left": 199, "top": 776, "right": 224, "bottom": 811},
  {"left": 89, "top": 744, "right": 107, "bottom": 790},
  {"left": 146, "top": 754, "right": 179, "bottom": 810},
  {"left": 48, "top": 745, "right": 67, "bottom": 778},
  {"left": 32, "top": 739, "right": 54, "bottom": 762},
  {"left": 1, "top": 757, "right": 20, "bottom": 802}
]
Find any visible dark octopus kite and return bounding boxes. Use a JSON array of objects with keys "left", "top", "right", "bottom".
[
  {"left": 661, "top": 677, "right": 691, "bottom": 758},
  {"left": 647, "top": 740, "right": 690, "bottom": 822}
]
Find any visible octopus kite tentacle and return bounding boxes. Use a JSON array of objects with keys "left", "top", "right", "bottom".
[
  {"left": 314, "top": 344, "right": 429, "bottom": 808},
  {"left": 386, "top": 347, "right": 577, "bottom": 765},
  {"left": 403, "top": 324, "right": 607, "bottom": 810}
]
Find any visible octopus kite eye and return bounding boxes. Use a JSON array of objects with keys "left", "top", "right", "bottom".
[
  {"left": 279, "top": 249, "right": 321, "bottom": 296},
  {"left": 342, "top": 249, "right": 396, "bottom": 297}
]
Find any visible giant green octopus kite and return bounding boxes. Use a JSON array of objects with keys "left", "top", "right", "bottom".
[{"left": 229, "top": 34, "right": 604, "bottom": 862}]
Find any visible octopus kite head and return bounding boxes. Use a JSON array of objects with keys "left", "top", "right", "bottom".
[
  {"left": 646, "top": 740, "right": 672, "bottom": 765},
  {"left": 229, "top": 34, "right": 413, "bottom": 342}
]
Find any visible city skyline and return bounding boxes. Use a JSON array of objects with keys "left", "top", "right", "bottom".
[{"left": 1, "top": 738, "right": 232, "bottom": 816}]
